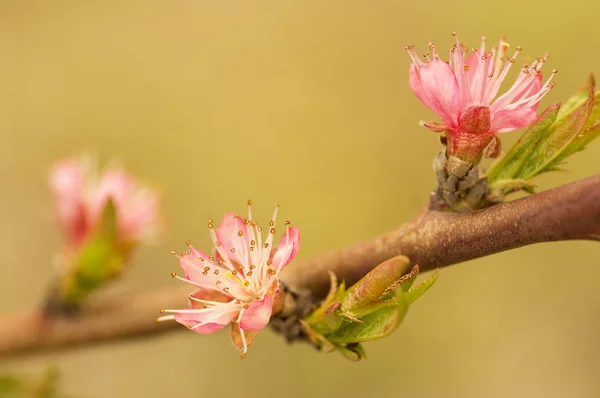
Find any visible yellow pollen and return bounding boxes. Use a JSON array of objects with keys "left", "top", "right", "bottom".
[
  {"left": 269, "top": 221, "right": 274, "bottom": 227},
  {"left": 160, "top": 308, "right": 164, "bottom": 313},
  {"left": 224, "top": 270, "right": 247, "bottom": 288},
  {"left": 285, "top": 221, "right": 291, "bottom": 225},
  {"left": 171, "top": 272, "right": 176, "bottom": 278},
  {"left": 243, "top": 304, "right": 249, "bottom": 309},
  {"left": 247, "top": 271, "right": 253, "bottom": 276},
  {"left": 267, "top": 260, "right": 272, "bottom": 266},
  {"left": 202, "top": 271, "right": 208, "bottom": 275},
  {"left": 231, "top": 248, "right": 236, "bottom": 253},
  {"left": 204, "top": 266, "right": 210, "bottom": 271},
  {"left": 238, "top": 231, "right": 243, "bottom": 236},
  {"left": 214, "top": 270, "right": 219, "bottom": 275},
  {"left": 463, "top": 65, "right": 469, "bottom": 71},
  {"left": 250, "top": 265, "right": 256, "bottom": 269},
  {"left": 264, "top": 243, "right": 269, "bottom": 248},
  {"left": 215, "top": 242, "right": 221, "bottom": 247},
  {"left": 208, "top": 218, "right": 213, "bottom": 224},
  {"left": 247, "top": 199, "right": 253, "bottom": 205},
  {"left": 270, "top": 228, "right": 275, "bottom": 234},
  {"left": 240, "top": 353, "right": 247, "bottom": 359},
  {"left": 209, "top": 256, "right": 214, "bottom": 260},
  {"left": 199, "top": 257, "right": 204, "bottom": 262},
  {"left": 244, "top": 281, "right": 249, "bottom": 286},
  {"left": 185, "top": 240, "right": 191, "bottom": 246}
]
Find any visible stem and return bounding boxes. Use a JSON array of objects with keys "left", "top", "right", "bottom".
[{"left": 1, "top": 175, "right": 599, "bottom": 358}]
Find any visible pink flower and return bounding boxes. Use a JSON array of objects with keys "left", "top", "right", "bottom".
[
  {"left": 49, "top": 156, "right": 160, "bottom": 249},
  {"left": 406, "top": 33, "right": 557, "bottom": 162},
  {"left": 158, "top": 201, "right": 300, "bottom": 357}
]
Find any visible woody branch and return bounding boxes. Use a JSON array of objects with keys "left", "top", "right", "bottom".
[{"left": 0, "top": 174, "right": 599, "bottom": 358}]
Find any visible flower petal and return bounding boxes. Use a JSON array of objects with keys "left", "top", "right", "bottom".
[
  {"left": 490, "top": 107, "right": 539, "bottom": 133},
  {"left": 270, "top": 226, "right": 300, "bottom": 271},
  {"left": 413, "top": 60, "right": 461, "bottom": 126},
  {"left": 240, "top": 295, "right": 273, "bottom": 331},
  {"left": 231, "top": 322, "right": 259, "bottom": 350},
  {"left": 49, "top": 159, "right": 87, "bottom": 241},
  {"left": 174, "top": 305, "right": 238, "bottom": 335},
  {"left": 216, "top": 212, "right": 250, "bottom": 264}
]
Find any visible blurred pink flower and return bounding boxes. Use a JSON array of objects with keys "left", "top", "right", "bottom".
[
  {"left": 49, "top": 156, "right": 160, "bottom": 249},
  {"left": 406, "top": 33, "right": 557, "bottom": 162},
  {"left": 159, "top": 202, "right": 300, "bottom": 357}
]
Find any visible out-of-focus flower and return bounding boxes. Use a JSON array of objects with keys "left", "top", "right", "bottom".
[
  {"left": 406, "top": 33, "right": 557, "bottom": 163},
  {"left": 47, "top": 155, "right": 161, "bottom": 308},
  {"left": 159, "top": 201, "right": 300, "bottom": 358},
  {"left": 49, "top": 155, "right": 159, "bottom": 250}
]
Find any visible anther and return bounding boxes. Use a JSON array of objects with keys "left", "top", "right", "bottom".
[
  {"left": 516, "top": 46, "right": 523, "bottom": 51},
  {"left": 204, "top": 266, "right": 210, "bottom": 271},
  {"left": 452, "top": 31, "right": 457, "bottom": 36},
  {"left": 285, "top": 221, "right": 291, "bottom": 225},
  {"left": 267, "top": 260, "right": 272, "bottom": 266},
  {"left": 199, "top": 257, "right": 204, "bottom": 262},
  {"left": 248, "top": 199, "right": 253, "bottom": 205},
  {"left": 251, "top": 240, "right": 256, "bottom": 245},
  {"left": 170, "top": 250, "right": 177, "bottom": 255},
  {"left": 238, "top": 231, "right": 243, "bottom": 236},
  {"left": 232, "top": 270, "right": 238, "bottom": 275},
  {"left": 214, "top": 270, "right": 219, "bottom": 275},
  {"left": 463, "top": 65, "right": 469, "bottom": 71},
  {"left": 231, "top": 248, "right": 236, "bottom": 253},
  {"left": 185, "top": 240, "right": 191, "bottom": 246},
  {"left": 171, "top": 272, "right": 177, "bottom": 278},
  {"left": 243, "top": 304, "right": 249, "bottom": 309},
  {"left": 240, "top": 353, "right": 247, "bottom": 359},
  {"left": 269, "top": 221, "right": 274, "bottom": 227},
  {"left": 160, "top": 308, "right": 164, "bottom": 313},
  {"left": 244, "top": 281, "right": 249, "bottom": 286},
  {"left": 264, "top": 243, "right": 269, "bottom": 248},
  {"left": 202, "top": 271, "right": 208, "bottom": 275},
  {"left": 270, "top": 228, "right": 275, "bottom": 234}
]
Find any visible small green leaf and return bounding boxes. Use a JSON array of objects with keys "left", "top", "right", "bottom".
[
  {"left": 326, "top": 305, "right": 404, "bottom": 343},
  {"left": 334, "top": 343, "right": 367, "bottom": 361},
  {"left": 487, "top": 75, "right": 599, "bottom": 196},
  {"left": 341, "top": 255, "right": 410, "bottom": 312},
  {"left": 404, "top": 271, "right": 439, "bottom": 304},
  {"left": 486, "top": 104, "right": 560, "bottom": 183}
]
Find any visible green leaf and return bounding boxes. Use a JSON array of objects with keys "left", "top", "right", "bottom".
[
  {"left": 60, "top": 200, "right": 126, "bottom": 305},
  {"left": 334, "top": 343, "right": 367, "bottom": 361},
  {"left": 404, "top": 271, "right": 439, "bottom": 304},
  {"left": 486, "top": 104, "right": 560, "bottom": 183},
  {"left": 487, "top": 75, "right": 599, "bottom": 196},
  {"left": 326, "top": 305, "right": 404, "bottom": 343},
  {"left": 341, "top": 255, "right": 410, "bottom": 312}
]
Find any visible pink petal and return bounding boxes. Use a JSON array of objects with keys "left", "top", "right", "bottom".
[
  {"left": 412, "top": 60, "right": 461, "bottom": 126},
  {"left": 216, "top": 212, "right": 250, "bottom": 262},
  {"left": 465, "top": 50, "right": 492, "bottom": 103},
  {"left": 510, "top": 72, "right": 544, "bottom": 110},
  {"left": 49, "top": 159, "right": 87, "bottom": 240},
  {"left": 270, "top": 226, "right": 300, "bottom": 271},
  {"left": 240, "top": 295, "right": 272, "bottom": 331},
  {"left": 174, "top": 306, "right": 238, "bottom": 335},
  {"left": 189, "top": 289, "right": 231, "bottom": 306},
  {"left": 178, "top": 250, "right": 216, "bottom": 283},
  {"left": 490, "top": 107, "right": 539, "bottom": 133}
]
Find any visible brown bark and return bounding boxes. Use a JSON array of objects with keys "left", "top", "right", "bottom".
[{"left": 1, "top": 175, "right": 599, "bottom": 358}]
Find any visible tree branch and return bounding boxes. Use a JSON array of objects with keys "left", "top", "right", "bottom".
[{"left": 1, "top": 174, "right": 599, "bottom": 358}]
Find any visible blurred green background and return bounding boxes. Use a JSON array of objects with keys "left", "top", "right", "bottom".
[{"left": 0, "top": 1, "right": 599, "bottom": 397}]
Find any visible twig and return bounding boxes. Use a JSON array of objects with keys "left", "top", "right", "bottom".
[{"left": 1, "top": 174, "right": 599, "bottom": 358}]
